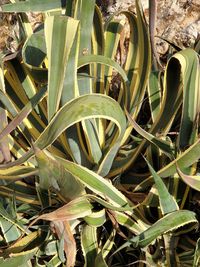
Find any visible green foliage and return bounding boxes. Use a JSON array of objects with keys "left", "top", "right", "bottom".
[{"left": 0, "top": 0, "right": 200, "bottom": 266}]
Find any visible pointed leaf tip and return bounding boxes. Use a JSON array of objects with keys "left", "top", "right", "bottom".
[{"left": 144, "top": 157, "right": 178, "bottom": 215}]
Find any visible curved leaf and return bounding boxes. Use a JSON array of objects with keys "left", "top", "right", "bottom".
[
  {"left": 22, "top": 28, "right": 48, "bottom": 83},
  {"left": 176, "top": 49, "right": 200, "bottom": 149},
  {"left": 126, "top": 110, "right": 174, "bottom": 158},
  {"left": 33, "top": 196, "right": 93, "bottom": 223},
  {"left": 84, "top": 209, "right": 106, "bottom": 227},
  {"left": 116, "top": 210, "right": 197, "bottom": 252},
  {"left": 177, "top": 167, "right": 200, "bottom": 192},
  {"left": 78, "top": 54, "right": 129, "bottom": 84},
  {"left": 0, "top": 94, "right": 127, "bottom": 177}
]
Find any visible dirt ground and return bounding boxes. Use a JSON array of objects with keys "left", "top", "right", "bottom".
[
  {"left": 0, "top": 0, "right": 199, "bottom": 54},
  {"left": 0, "top": 0, "right": 42, "bottom": 52},
  {"left": 104, "top": 0, "right": 200, "bottom": 53}
]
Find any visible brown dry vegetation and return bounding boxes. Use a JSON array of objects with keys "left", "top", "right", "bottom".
[{"left": 0, "top": 0, "right": 42, "bottom": 53}]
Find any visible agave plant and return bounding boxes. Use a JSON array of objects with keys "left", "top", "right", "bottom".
[{"left": 0, "top": 0, "right": 199, "bottom": 266}]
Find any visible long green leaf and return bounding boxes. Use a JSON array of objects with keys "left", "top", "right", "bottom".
[
  {"left": 1, "top": 0, "right": 64, "bottom": 12},
  {"left": 115, "top": 211, "right": 147, "bottom": 235},
  {"left": 0, "top": 58, "right": 10, "bottom": 162},
  {"left": 55, "top": 156, "right": 131, "bottom": 209},
  {"left": 0, "top": 248, "right": 38, "bottom": 267},
  {"left": 145, "top": 159, "right": 179, "bottom": 215},
  {"left": 176, "top": 49, "right": 200, "bottom": 149},
  {"left": 81, "top": 224, "right": 98, "bottom": 267},
  {"left": 147, "top": 71, "right": 162, "bottom": 122},
  {"left": 45, "top": 16, "right": 80, "bottom": 121},
  {"left": 126, "top": 110, "right": 174, "bottom": 158},
  {"left": 116, "top": 210, "right": 197, "bottom": 252},
  {"left": 74, "top": 0, "right": 102, "bottom": 167},
  {"left": 0, "top": 166, "right": 37, "bottom": 180},
  {"left": 158, "top": 139, "right": 200, "bottom": 178},
  {"left": 3, "top": 230, "right": 44, "bottom": 255},
  {"left": 130, "top": 0, "right": 151, "bottom": 115}
]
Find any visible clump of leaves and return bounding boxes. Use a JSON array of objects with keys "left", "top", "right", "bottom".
[{"left": 0, "top": 0, "right": 199, "bottom": 266}]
